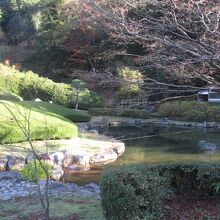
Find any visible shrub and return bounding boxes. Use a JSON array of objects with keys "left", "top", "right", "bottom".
[
  {"left": 21, "top": 160, "right": 52, "bottom": 182},
  {"left": 88, "top": 108, "right": 150, "bottom": 119},
  {"left": 100, "top": 163, "right": 220, "bottom": 220},
  {"left": 120, "top": 109, "right": 150, "bottom": 119},
  {"left": 158, "top": 101, "right": 219, "bottom": 122},
  {"left": 116, "top": 67, "right": 143, "bottom": 98},
  {"left": 0, "top": 64, "right": 104, "bottom": 109}
]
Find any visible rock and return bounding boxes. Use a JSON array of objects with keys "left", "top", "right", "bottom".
[
  {"left": 49, "top": 151, "right": 67, "bottom": 166},
  {"left": 51, "top": 165, "right": 64, "bottom": 181},
  {"left": 90, "top": 150, "right": 118, "bottom": 166},
  {"left": 89, "top": 129, "right": 99, "bottom": 134},
  {"left": 135, "top": 119, "right": 144, "bottom": 125},
  {"left": 6, "top": 156, "right": 25, "bottom": 171},
  {"left": 35, "top": 98, "right": 42, "bottom": 102},
  {"left": 64, "top": 165, "right": 90, "bottom": 174},
  {"left": 25, "top": 153, "right": 50, "bottom": 164},
  {"left": 0, "top": 158, "right": 7, "bottom": 171},
  {"left": 83, "top": 183, "right": 100, "bottom": 193},
  {"left": 112, "top": 142, "right": 125, "bottom": 156},
  {"left": 0, "top": 171, "right": 23, "bottom": 181},
  {"left": 72, "top": 153, "right": 90, "bottom": 167}
]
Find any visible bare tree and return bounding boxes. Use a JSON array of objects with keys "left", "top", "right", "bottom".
[
  {"left": 69, "top": 0, "right": 220, "bottom": 86},
  {"left": 1, "top": 101, "right": 50, "bottom": 220}
]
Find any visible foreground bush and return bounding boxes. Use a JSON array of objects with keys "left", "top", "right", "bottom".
[
  {"left": 88, "top": 108, "right": 150, "bottom": 119},
  {"left": 159, "top": 101, "right": 220, "bottom": 122},
  {"left": 0, "top": 101, "right": 78, "bottom": 144},
  {"left": 100, "top": 163, "right": 220, "bottom": 220},
  {"left": 0, "top": 64, "right": 104, "bottom": 109}
]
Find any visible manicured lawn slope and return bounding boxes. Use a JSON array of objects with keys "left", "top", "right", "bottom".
[
  {"left": 0, "top": 101, "right": 78, "bottom": 144},
  {"left": 22, "top": 101, "right": 91, "bottom": 122}
]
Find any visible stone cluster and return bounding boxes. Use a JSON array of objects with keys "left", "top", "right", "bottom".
[{"left": 0, "top": 172, "right": 100, "bottom": 201}]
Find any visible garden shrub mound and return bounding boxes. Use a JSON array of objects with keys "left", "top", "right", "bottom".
[
  {"left": 22, "top": 101, "right": 91, "bottom": 122},
  {"left": 0, "top": 64, "right": 104, "bottom": 109},
  {"left": 0, "top": 101, "right": 78, "bottom": 144},
  {"left": 88, "top": 108, "right": 150, "bottom": 119},
  {"left": 159, "top": 101, "right": 220, "bottom": 122},
  {"left": 100, "top": 163, "right": 220, "bottom": 220}
]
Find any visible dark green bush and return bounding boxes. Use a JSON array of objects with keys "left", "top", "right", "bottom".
[
  {"left": 159, "top": 101, "right": 219, "bottom": 122},
  {"left": 100, "top": 163, "right": 220, "bottom": 220},
  {"left": 88, "top": 108, "right": 150, "bottom": 119}
]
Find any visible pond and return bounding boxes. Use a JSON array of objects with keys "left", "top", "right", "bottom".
[{"left": 64, "top": 125, "right": 220, "bottom": 185}]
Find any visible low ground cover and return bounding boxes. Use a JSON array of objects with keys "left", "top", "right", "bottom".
[{"left": 0, "top": 194, "right": 104, "bottom": 220}]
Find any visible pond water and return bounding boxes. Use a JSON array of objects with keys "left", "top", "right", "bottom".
[{"left": 64, "top": 125, "right": 220, "bottom": 185}]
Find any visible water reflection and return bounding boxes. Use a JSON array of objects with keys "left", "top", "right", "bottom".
[{"left": 65, "top": 125, "right": 220, "bottom": 185}]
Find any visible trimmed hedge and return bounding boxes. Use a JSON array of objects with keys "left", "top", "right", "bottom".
[
  {"left": 159, "top": 101, "right": 220, "bottom": 122},
  {"left": 0, "top": 64, "right": 104, "bottom": 109},
  {"left": 100, "top": 163, "right": 220, "bottom": 220},
  {"left": 88, "top": 108, "right": 150, "bottom": 119}
]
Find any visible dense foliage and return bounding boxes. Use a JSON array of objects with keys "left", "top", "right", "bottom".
[
  {"left": 100, "top": 163, "right": 220, "bottom": 220},
  {"left": 0, "top": 100, "right": 78, "bottom": 144},
  {"left": 0, "top": 64, "right": 103, "bottom": 109},
  {"left": 159, "top": 101, "right": 220, "bottom": 122}
]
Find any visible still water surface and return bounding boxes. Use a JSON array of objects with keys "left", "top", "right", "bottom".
[{"left": 64, "top": 125, "right": 220, "bottom": 185}]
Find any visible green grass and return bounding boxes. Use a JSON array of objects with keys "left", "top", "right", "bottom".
[
  {"left": 0, "top": 194, "right": 105, "bottom": 220},
  {"left": 21, "top": 101, "right": 91, "bottom": 122},
  {"left": 0, "top": 101, "right": 78, "bottom": 144},
  {"left": 0, "top": 87, "right": 23, "bottom": 101}
]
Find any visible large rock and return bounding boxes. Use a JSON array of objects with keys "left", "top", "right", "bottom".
[
  {"left": 0, "top": 158, "right": 7, "bottom": 171},
  {"left": 72, "top": 153, "right": 91, "bottom": 167},
  {"left": 49, "top": 151, "right": 67, "bottom": 166},
  {"left": 51, "top": 165, "right": 64, "bottom": 181},
  {"left": 111, "top": 142, "right": 125, "bottom": 156},
  {"left": 6, "top": 156, "right": 25, "bottom": 171},
  {"left": 90, "top": 150, "right": 118, "bottom": 167}
]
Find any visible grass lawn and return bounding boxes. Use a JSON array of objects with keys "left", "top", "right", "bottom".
[
  {"left": 0, "top": 194, "right": 105, "bottom": 220},
  {"left": 21, "top": 101, "right": 91, "bottom": 122},
  {"left": 0, "top": 101, "right": 78, "bottom": 144}
]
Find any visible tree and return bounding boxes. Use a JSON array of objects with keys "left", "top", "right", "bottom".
[
  {"left": 71, "top": 79, "right": 86, "bottom": 110},
  {"left": 86, "top": 0, "right": 220, "bottom": 86}
]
